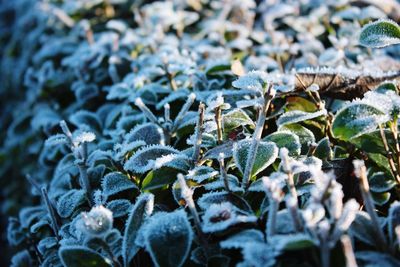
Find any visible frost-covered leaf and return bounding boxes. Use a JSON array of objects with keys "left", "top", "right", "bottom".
[
  {"left": 187, "top": 166, "right": 219, "bottom": 183},
  {"left": 204, "top": 174, "right": 243, "bottom": 193},
  {"left": 59, "top": 246, "right": 112, "bottom": 267},
  {"left": 101, "top": 172, "right": 138, "bottom": 197},
  {"left": 388, "top": 201, "right": 400, "bottom": 242},
  {"left": 369, "top": 172, "right": 396, "bottom": 193},
  {"left": 57, "top": 189, "right": 86, "bottom": 218},
  {"left": 45, "top": 134, "right": 68, "bottom": 147},
  {"left": 144, "top": 210, "right": 193, "bottom": 267},
  {"left": 233, "top": 140, "right": 278, "bottom": 177},
  {"left": 126, "top": 123, "right": 165, "bottom": 145},
  {"left": 279, "top": 124, "right": 315, "bottom": 153},
  {"left": 69, "top": 110, "right": 102, "bottom": 133},
  {"left": 277, "top": 110, "right": 327, "bottom": 127},
  {"left": 223, "top": 109, "right": 255, "bottom": 132},
  {"left": 332, "top": 102, "right": 387, "bottom": 140},
  {"left": 314, "top": 137, "right": 333, "bottom": 159},
  {"left": 142, "top": 167, "right": 181, "bottom": 191},
  {"left": 202, "top": 202, "right": 257, "bottom": 233},
  {"left": 203, "top": 141, "right": 234, "bottom": 160},
  {"left": 270, "top": 234, "right": 315, "bottom": 251},
  {"left": 122, "top": 193, "right": 154, "bottom": 267},
  {"left": 232, "top": 70, "right": 269, "bottom": 92},
  {"left": 359, "top": 19, "right": 400, "bottom": 48},
  {"left": 10, "top": 250, "right": 32, "bottom": 267},
  {"left": 356, "top": 251, "right": 400, "bottom": 266},
  {"left": 240, "top": 243, "right": 277, "bottom": 267},
  {"left": 371, "top": 191, "right": 391, "bottom": 206},
  {"left": 220, "top": 229, "right": 264, "bottom": 249},
  {"left": 264, "top": 131, "right": 301, "bottom": 156},
  {"left": 106, "top": 199, "right": 131, "bottom": 218},
  {"left": 124, "top": 145, "right": 179, "bottom": 173},
  {"left": 198, "top": 191, "right": 252, "bottom": 213},
  {"left": 349, "top": 211, "right": 378, "bottom": 247}
]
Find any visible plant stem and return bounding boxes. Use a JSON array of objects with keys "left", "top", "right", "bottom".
[
  {"left": 41, "top": 188, "right": 60, "bottom": 240},
  {"left": 267, "top": 199, "right": 278, "bottom": 240},
  {"left": 320, "top": 240, "right": 330, "bottom": 267},
  {"left": 214, "top": 106, "right": 223, "bottom": 145},
  {"left": 341, "top": 235, "right": 358, "bottom": 267},
  {"left": 353, "top": 160, "right": 388, "bottom": 251},
  {"left": 134, "top": 98, "right": 159, "bottom": 125},
  {"left": 218, "top": 153, "right": 230, "bottom": 192},
  {"left": 389, "top": 120, "right": 400, "bottom": 173},
  {"left": 192, "top": 103, "right": 205, "bottom": 166},
  {"left": 242, "top": 86, "right": 275, "bottom": 190},
  {"left": 177, "top": 174, "right": 209, "bottom": 256},
  {"left": 379, "top": 124, "right": 400, "bottom": 184},
  {"left": 286, "top": 196, "right": 303, "bottom": 231},
  {"left": 171, "top": 93, "right": 196, "bottom": 133}
]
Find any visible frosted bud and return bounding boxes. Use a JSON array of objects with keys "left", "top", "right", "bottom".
[{"left": 80, "top": 205, "right": 113, "bottom": 237}]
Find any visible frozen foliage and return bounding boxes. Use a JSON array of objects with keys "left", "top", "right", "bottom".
[
  {"left": 233, "top": 139, "right": 278, "bottom": 177},
  {"left": 359, "top": 19, "right": 400, "bottom": 48},
  {"left": 2, "top": 0, "right": 400, "bottom": 267},
  {"left": 143, "top": 210, "right": 193, "bottom": 267},
  {"left": 78, "top": 205, "right": 113, "bottom": 237}
]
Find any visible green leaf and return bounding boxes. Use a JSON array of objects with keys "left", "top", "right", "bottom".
[
  {"left": 144, "top": 210, "right": 193, "bottom": 267},
  {"left": 233, "top": 140, "right": 278, "bottom": 177},
  {"left": 122, "top": 193, "right": 154, "bottom": 267},
  {"left": 272, "top": 234, "right": 316, "bottom": 251},
  {"left": 101, "top": 172, "right": 138, "bottom": 198},
  {"left": 56, "top": 189, "right": 86, "bottom": 218},
  {"left": 223, "top": 109, "right": 254, "bottom": 133},
  {"left": 359, "top": 19, "right": 400, "bottom": 48},
  {"left": 264, "top": 131, "right": 301, "bottom": 156},
  {"left": 371, "top": 191, "right": 391, "bottom": 206},
  {"left": 314, "top": 137, "right": 333, "bottom": 160},
  {"left": 368, "top": 172, "right": 396, "bottom": 193},
  {"left": 142, "top": 167, "right": 180, "bottom": 191},
  {"left": 279, "top": 124, "right": 315, "bottom": 154},
  {"left": 332, "top": 103, "right": 386, "bottom": 141},
  {"left": 277, "top": 110, "right": 327, "bottom": 127},
  {"left": 59, "top": 246, "right": 112, "bottom": 267}
]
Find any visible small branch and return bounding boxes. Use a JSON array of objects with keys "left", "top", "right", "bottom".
[
  {"left": 214, "top": 106, "right": 223, "bottom": 145},
  {"left": 286, "top": 196, "right": 303, "bottom": 232},
  {"left": 379, "top": 125, "right": 400, "bottom": 184},
  {"left": 177, "top": 174, "right": 209, "bottom": 256},
  {"left": 171, "top": 93, "right": 196, "bottom": 133},
  {"left": 280, "top": 148, "right": 298, "bottom": 200},
  {"left": 242, "top": 86, "right": 275, "bottom": 190},
  {"left": 353, "top": 160, "right": 388, "bottom": 251},
  {"left": 192, "top": 103, "right": 205, "bottom": 166},
  {"left": 135, "top": 98, "right": 159, "bottom": 125},
  {"left": 341, "top": 235, "right": 358, "bottom": 267},
  {"left": 41, "top": 188, "right": 60, "bottom": 240},
  {"left": 218, "top": 153, "right": 231, "bottom": 192}
]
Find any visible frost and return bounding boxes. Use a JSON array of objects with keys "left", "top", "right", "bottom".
[
  {"left": 359, "top": 19, "right": 400, "bottom": 48},
  {"left": 202, "top": 202, "right": 257, "bottom": 233},
  {"left": 122, "top": 193, "right": 154, "bottom": 267},
  {"left": 143, "top": 210, "right": 193, "bottom": 267},
  {"left": 264, "top": 131, "right": 301, "bottom": 156},
  {"left": 220, "top": 229, "right": 264, "bottom": 249},
  {"left": 277, "top": 109, "right": 327, "bottom": 127},
  {"left": 57, "top": 189, "right": 86, "bottom": 218},
  {"left": 78, "top": 205, "right": 113, "bottom": 237},
  {"left": 101, "top": 172, "right": 138, "bottom": 198},
  {"left": 233, "top": 139, "right": 278, "bottom": 177},
  {"left": 123, "top": 145, "right": 180, "bottom": 173},
  {"left": 187, "top": 166, "right": 219, "bottom": 183},
  {"left": 125, "top": 123, "right": 165, "bottom": 145}
]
